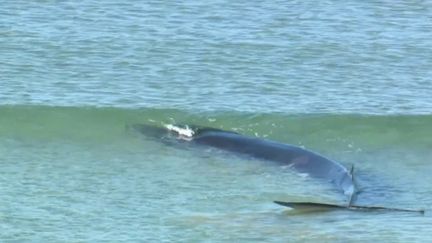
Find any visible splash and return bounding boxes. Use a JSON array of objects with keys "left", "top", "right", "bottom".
[{"left": 165, "top": 124, "right": 195, "bottom": 138}]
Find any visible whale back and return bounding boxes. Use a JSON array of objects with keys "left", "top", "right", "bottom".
[{"left": 193, "top": 129, "right": 356, "bottom": 200}]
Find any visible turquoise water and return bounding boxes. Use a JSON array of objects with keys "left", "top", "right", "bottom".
[{"left": 1, "top": 1, "right": 432, "bottom": 242}]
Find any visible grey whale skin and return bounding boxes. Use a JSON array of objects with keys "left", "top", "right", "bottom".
[
  {"left": 132, "top": 124, "right": 356, "bottom": 201},
  {"left": 132, "top": 124, "right": 427, "bottom": 214}
]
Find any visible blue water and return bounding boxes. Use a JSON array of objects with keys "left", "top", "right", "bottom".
[
  {"left": 1, "top": 1, "right": 432, "bottom": 242},
  {"left": 2, "top": 1, "right": 432, "bottom": 113}
]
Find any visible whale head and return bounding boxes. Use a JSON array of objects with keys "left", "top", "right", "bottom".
[{"left": 129, "top": 123, "right": 198, "bottom": 142}]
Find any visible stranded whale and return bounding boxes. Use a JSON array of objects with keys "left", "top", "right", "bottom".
[{"left": 132, "top": 123, "right": 424, "bottom": 214}]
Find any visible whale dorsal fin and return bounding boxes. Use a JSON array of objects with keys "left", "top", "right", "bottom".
[{"left": 348, "top": 164, "right": 356, "bottom": 206}]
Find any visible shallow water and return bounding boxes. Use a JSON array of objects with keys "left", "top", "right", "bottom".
[
  {"left": 1, "top": 0, "right": 432, "bottom": 242},
  {"left": 1, "top": 106, "right": 431, "bottom": 242}
]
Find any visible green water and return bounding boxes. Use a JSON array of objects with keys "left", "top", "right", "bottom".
[
  {"left": 1, "top": 106, "right": 431, "bottom": 242},
  {"left": 1, "top": 0, "right": 432, "bottom": 241}
]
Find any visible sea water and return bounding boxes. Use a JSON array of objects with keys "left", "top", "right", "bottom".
[{"left": 1, "top": 1, "right": 432, "bottom": 242}]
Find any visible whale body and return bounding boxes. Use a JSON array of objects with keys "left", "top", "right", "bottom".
[
  {"left": 132, "top": 124, "right": 356, "bottom": 203},
  {"left": 131, "top": 123, "right": 426, "bottom": 214}
]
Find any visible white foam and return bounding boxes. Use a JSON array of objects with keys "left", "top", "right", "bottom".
[
  {"left": 297, "top": 173, "right": 310, "bottom": 178},
  {"left": 165, "top": 124, "right": 195, "bottom": 137}
]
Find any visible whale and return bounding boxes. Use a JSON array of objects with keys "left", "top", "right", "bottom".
[{"left": 131, "top": 123, "right": 424, "bottom": 214}]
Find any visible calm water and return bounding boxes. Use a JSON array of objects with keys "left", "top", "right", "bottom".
[
  {"left": 2, "top": 0, "right": 432, "bottom": 113},
  {"left": 1, "top": 1, "right": 432, "bottom": 242}
]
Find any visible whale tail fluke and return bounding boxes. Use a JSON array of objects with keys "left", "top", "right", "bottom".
[{"left": 274, "top": 201, "right": 425, "bottom": 214}]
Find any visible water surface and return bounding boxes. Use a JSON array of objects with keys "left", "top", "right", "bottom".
[{"left": 1, "top": 0, "right": 432, "bottom": 242}]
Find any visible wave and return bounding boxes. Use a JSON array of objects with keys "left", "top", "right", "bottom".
[{"left": 1, "top": 105, "right": 430, "bottom": 151}]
